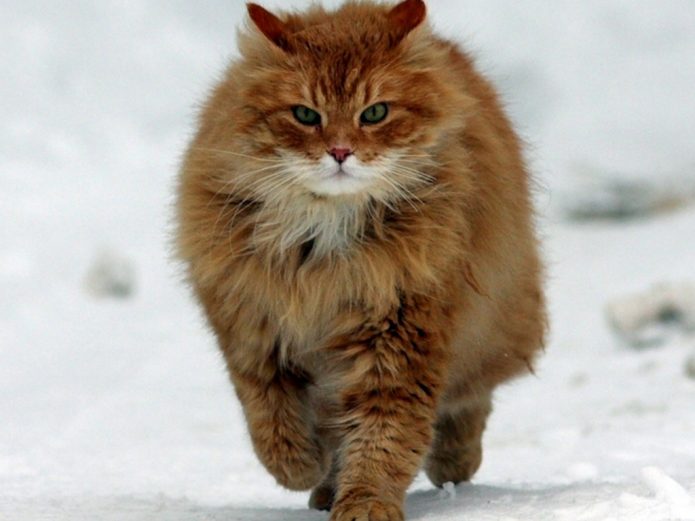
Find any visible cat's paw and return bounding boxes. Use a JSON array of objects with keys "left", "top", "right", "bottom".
[
  {"left": 263, "top": 438, "right": 327, "bottom": 491},
  {"left": 425, "top": 445, "right": 482, "bottom": 487},
  {"left": 309, "top": 482, "right": 335, "bottom": 511},
  {"left": 330, "top": 498, "right": 404, "bottom": 521}
]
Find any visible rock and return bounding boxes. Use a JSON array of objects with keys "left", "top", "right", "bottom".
[
  {"left": 558, "top": 166, "right": 695, "bottom": 222},
  {"left": 686, "top": 352, "right": 695, "bottom": 380},
  {"left": 605, "top": 282, "right": 695, "bottom": 348},
  {"left": 84, "top": 249, "right": 136, "bottom": 299}
]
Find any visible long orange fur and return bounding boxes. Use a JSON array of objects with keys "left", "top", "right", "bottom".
[{"left": 176, "top": 1, "right": 546, "bottom": 519}]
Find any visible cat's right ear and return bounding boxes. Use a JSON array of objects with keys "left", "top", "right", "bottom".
[
  {"left": 388, "top": 0, "right": 427, "bottom": 40},
  {"left": 247, "top": 3, "right": 292, "bottom": 52}
]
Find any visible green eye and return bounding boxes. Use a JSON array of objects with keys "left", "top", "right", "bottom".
[
  {"left": 292, "top": 105, "right": 321, "bottom": 126},
  {"left": 360, "top": 102, "right": 389, "bottom": 125}
]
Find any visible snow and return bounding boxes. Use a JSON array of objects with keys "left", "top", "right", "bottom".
[{"left": 2, "top": 0, "right": 695, "bottom": 519}]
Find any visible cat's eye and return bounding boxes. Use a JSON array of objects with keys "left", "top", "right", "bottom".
[
  {"left": 292, "top": 105, "right": 322, "bottom": 126},
  {"left": 360, "top": 103, "right": 389, "bottom": 125}
]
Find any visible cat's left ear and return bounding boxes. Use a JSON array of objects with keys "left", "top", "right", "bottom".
[
  {"left": 247, "top": 3, "right": 293, "bottom": 51},
  {"left": 388, "top": 0, "right": 427, "bottom": 40}
]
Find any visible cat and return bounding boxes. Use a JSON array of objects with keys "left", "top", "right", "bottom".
[{"left": 175, "top": 1, "right": 546, "bottom": 520}]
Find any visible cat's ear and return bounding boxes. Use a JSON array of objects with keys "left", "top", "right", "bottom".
[
  {"left": 247, "top": 3, "right": 292, "bottom": 51},
  {"left": 388, "top": 0, "right": 427, "bottom": 40}
]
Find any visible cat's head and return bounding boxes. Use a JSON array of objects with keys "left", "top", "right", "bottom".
[{"left": 217, "top": 0, "right": 469, "bottom": 202}]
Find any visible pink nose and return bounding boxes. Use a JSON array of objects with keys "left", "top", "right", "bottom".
[{"left": 329, "top": 147, "right": 353, "bottom": 164}]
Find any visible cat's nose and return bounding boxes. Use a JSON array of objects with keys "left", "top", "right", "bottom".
[{"left": 328, "top": 147, "right": 353, "bottom": 164}]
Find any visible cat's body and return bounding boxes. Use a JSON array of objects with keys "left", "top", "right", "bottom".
[{"left": 176, "top": 1, "right": 545, "bottom": 519}]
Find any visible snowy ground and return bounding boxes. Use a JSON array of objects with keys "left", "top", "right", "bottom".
[{"left": 2, "top": 1, "right": 695, "bottom": 520}]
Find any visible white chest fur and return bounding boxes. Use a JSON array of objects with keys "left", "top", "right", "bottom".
[{"left": 252, "top": 196, "right": 368, "bottom": 257}]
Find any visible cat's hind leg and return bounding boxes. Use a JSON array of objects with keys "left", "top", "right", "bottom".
[
  {"left": 425, "top": 394, "right": 492, "bottom": 487},
  {"left": 309, "top": 454, "right": 338, "bottom": 511}
]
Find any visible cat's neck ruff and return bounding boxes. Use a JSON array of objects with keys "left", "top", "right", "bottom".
[{"left": 253, "top": 194, "right": 370, "bottom": 258}]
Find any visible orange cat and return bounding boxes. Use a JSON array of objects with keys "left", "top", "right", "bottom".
[{"left": 176, "top": 1, "right": 546, "bottom": 519}]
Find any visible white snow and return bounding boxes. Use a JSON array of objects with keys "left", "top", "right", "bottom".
[
  {"left": 2, "top": 1, "right": 695, "bottom": 520},
  {"left": 641, "top": 467, "right": 695, "bottom": 517}
]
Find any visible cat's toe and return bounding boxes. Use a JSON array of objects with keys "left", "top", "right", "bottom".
[
  {"left": 309, "top": 483, "right": 335, "bottom": 511},
  {"left": 330, "top": 499, "right": 403, "bottom": 521}
]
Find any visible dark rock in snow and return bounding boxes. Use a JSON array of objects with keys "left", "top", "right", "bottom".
[
  {"left": 686, "top": 352, "right": 695, "bottom": 380},
  {"left": 84, "top": 249, "right": 136, "bottom": 299},
  {"left": 605, "top": 282, "right": 695, "bottom": 348}
]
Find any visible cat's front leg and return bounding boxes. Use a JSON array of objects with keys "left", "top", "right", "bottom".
[
  {"left": 229, "top": 357, "right": 327, "bottom": 491},
  {"left": 327, "top": 299, "right": 450, "bottom": 521}
]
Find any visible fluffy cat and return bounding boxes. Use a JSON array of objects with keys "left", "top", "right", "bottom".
[{"left": 175, "top": 1, "right": 546, "bottom": 519}]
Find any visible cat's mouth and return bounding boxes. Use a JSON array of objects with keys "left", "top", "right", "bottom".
[
  {"left": 305, "top": 164, "right": 372, "bottom": 196},
  {"left": 329, "top": 166, "right": 351, "bottom": 178},
  {"left": 320, "top": 163, "right": 361, "bottom": 182},
  {"left": 321, "top": 167, "right": 361, "bottom": 185}
]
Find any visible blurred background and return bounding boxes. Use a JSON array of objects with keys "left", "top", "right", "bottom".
[{"left": 2, "top": 1, "right": 694, "bottom": 519}]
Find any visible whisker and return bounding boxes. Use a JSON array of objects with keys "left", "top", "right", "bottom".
[
  {"left": 205, "top": 164, "right": 296, "bottom": 243},
  {"left": 379, "top": 174, "right": 422, "bottom": 213},
  {"left": 206, "top": 163, "right": 288, "bottom": 202},
  {"left": 192, "top": 147, "right": 286, "bottom": 164}
]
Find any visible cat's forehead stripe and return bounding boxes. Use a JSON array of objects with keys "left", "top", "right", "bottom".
[{"left": 306, "top": 62, "right": 383, "bottom": 109}]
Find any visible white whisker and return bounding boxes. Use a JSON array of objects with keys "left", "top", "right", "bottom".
[{"left": 193, "top": 147, "right": 286, "bottom": 163}]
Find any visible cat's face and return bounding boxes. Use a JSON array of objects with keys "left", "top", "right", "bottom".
[
  {"left": 225, "top": 0, "right": 463, "bottom": 203},
  {"left": 257, "top": 54, "right": 443, "bottom": 198}
]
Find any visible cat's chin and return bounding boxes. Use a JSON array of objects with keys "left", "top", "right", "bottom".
[{"left": 304, "top": 171, "right": 373, "bottom": 197}]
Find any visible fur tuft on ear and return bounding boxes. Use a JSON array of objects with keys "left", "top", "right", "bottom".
[
  {"left": 247, "top": 3, "right": 292, "bottom": 51},
  {"left": 388, "top": 0, "right": 427, "bottom": 38}
]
